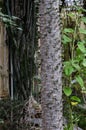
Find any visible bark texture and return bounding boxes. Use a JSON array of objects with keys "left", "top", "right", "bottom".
[
  {"left": 40, "top": 0, "right": 63, "bottom": 130},
  {"left": 0, "top": 22, "right": 9, "bottom": 98}
]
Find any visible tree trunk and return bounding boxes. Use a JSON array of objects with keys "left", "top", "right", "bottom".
[
  {"left": 0, "top": 22, "right": 9, "bottom": 99},
  {"left": 40, "top": 0, "right": 63, "bottom": 130}
]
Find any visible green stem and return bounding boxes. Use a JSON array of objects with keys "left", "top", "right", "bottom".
[{"left": 67, "top": 98, "right": 74, "bottom": 130}]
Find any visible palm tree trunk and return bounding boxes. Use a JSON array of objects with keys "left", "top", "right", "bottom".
[{"left": 40, "top": 0, "right": 63, "bottom": 130}]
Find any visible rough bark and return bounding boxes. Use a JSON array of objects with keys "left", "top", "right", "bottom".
[
  {"left": 40, "top": 0, "right": 63, "bottom": 130},
  {"left": 0, "top": 22, "right": 9, "bottom": 99}
]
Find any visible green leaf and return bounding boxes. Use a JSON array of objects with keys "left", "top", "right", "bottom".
[
  {"left": 81, "top": 17, "right": 86, "bottom": 24},
  {"left": 63, "top": 87, "right": 72, "bottom": 96},
  {"left": 79, "top": 28, "right": 86, "bottom": 35},
  {"left": 75, "top": 75, "right": 84, "bottom": 88},
  {"left": 64, "top": 62, "right": 74, "bottom": 76},
  {"left": 64, "top": 66, "right": 74, "bottom": 76},
  {"left": 64, "top": 125, "right": 73, "bottom": 130},
  {"left": 74, "top": 6, "right": 86, "bottom": 13},
  {"left": 64, "top": 28, "right": 74, "bottom": 33},
  {"left": 17, "top": 27, "right": 23, "bottom": 31},
  {"left": 62, "top": 35, "right": 72, "bottom": 44},
  {"left": 67, "top": 13, "right": 75, "bottom": 18},
  {"left": 72, "top": 62, "right": 80, "bottom": 71},
  {"left": 82, "top": 59, "right": 86, "bottom": 67},
  {"left": 12, "top": 16, "right": 20, "bottom": 20},
  {"left": 70, "top": 96, "right": 81, "bottom": 102},
  {"left": 2, "top": 17, "right": 11, "bottom": 22},
  {"left": 77, "top": 42, "right": 86, "bottom": 53}
]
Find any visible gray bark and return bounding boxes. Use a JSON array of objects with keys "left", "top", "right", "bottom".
[{"left": 40, "top": 0, "right": 63, "bottom": 130}]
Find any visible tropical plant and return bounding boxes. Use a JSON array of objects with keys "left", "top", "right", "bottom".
[{"left": 62, "top": 6, "right": 86, "bottom": 130}]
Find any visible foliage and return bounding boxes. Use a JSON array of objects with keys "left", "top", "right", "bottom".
[
  {"left": 62, "top": 5, "right": 86, "bottom": 130},
  {"left": 0, "top": 9, "right": 22, "bottom": 30},
  {"left": 1, "top": 1, "right": 86, "bottom": 130}
]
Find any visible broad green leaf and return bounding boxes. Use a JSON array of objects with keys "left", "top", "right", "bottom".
[
  {"left": 76, "top": 47, "right": 82, "bottom": 54},
  {"left": 64, "top": 65, "right": 74, "bottom": 76},
  {"left": 75, "top": 75, "right": 84, "bottom": 88},
  {"left": 81, "top": 17, "right": 86, "bottom": 24},
  {"left": 79, "top": 28, "right": 86, "bottom": 34},
  {"left": 76, "top": 53, "right": 84, "bottom": 62},
  {"left": 64, "top": 28, "right": 74, "bottom": 33},
  {"left": 63, "top": 87, "right": 72, "bottom": 96},
  {"left": 82, "top": 59, "right": 86, "bottom": 67},
  {"left": 77, "top": 42, "right": 86, "bottom": 53},
  {"left": 70, "top": 96, "right": 81, "bottom": 102},
  {"left": 64, "top": 61, "right": 74, "bottom": 76},
  {"left": 72, "top": 62, "right": 80, "bottom": 71},
  {"left": 62, "top": 35, "right": 72, "bottom": 44}
]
